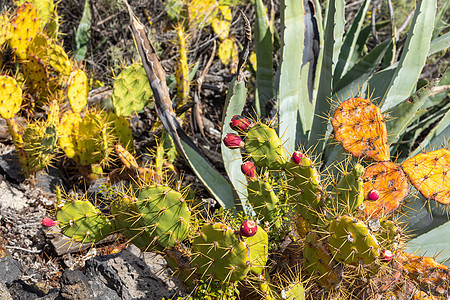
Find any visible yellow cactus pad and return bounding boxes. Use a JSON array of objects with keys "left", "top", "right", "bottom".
[
  {"left": 362, "top": 161, "right": 409, "bottom": 219},
  {"left": 9, "top": 3, "right": 41, "bottom": 59},
  {"left": 58, "top": 112, "right": 81, "bottom": 159},
  {"left": 402, "top": 149, "right": 450, "bottom": 204},
  {"left": 47, "top": 44, "right": 72, "bottom": 76},
  {"left": 0, "top": 75, "right": 23, "bottom": 119},
  {"left": 175, "top": 26, "right": 189, "bottom": 104},
  {"left": 332, "top": 97, "right": 390, "bottom": 161},
  {"left": 68, "top": 69, "right": 89, "bottom": 113},
  {"left": 212, "top": 6, "right": 232, "bottom": 41},
  {"left": 0, "top": 14, "right": 12, "bottom": 46},
  {"left": 22, "top": 54, "right": 49, "bottom": 97},
  {"left": 15, "top": 0, "right": 54, "bottom": 28}
]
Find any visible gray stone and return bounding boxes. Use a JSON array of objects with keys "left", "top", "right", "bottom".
[
  {"left": 60, "top": 269, "right": 93, "bottom": 300},
  {"left": 35, "top": 167, "right": 66, "bottom": 195},
  {"left": 88, "top": 278, "right": 120, "bottom": 300},
  {"left": 84, "top": 244, "right": 184, "bottom": 299},
  {"left": 0, "top": 257, "right": 21, "bottom": 285},
  {"left": 0, "top": 178, "right": 27, "bottom": 210},
  {"left": 0, "top": 282, "right": 13, "bottom": 300},
  {"left": 7, "top": 280, "right": 45, "bottom": 299}
]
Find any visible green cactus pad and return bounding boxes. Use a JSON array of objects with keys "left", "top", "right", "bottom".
[
  {"left": 47, "top": 43, "right": 71, "bottom": 76},
  {"left": 244, "top": 225, "right": 269, "bottom": 275},
  {"left": 247, "top": 179, "right": 281, "bottom": 227},
  {"left": 68, "top": 69, "right": 88, "bottom": 113},
  {"left": 111, "top": 63, "right": 154, "bottom": 117},
  {"left": 244, "top": 123, "right": 288, "bottom": 170},
  {"left": 328, "top": 215, "right": 379, "bottom": 265},
  {"left": 56, "top": 199, "right": 115, "bottom": 243},
  {"left": 284, "top": 155, "right": 321, "bottom": 223},
  {"left": 9, "top": 3, "right": 41, "bottom": 59},
  {"left": 113, "top": 186, "right": 191, "bottom": 250},
  {"left": 0, "top": 75, "right": 23, "bottom": 119},
  {"left": 106, "top": 112, "right": 134, "bottom": 152},
  {"left": 303, "top": 233, "right": 343, "bottom": 289},
  {"left": 77, "top": 112, "right": 110, "bottom": 166},
  {"left": 333, "top": 163, "right": 365, "bottom": 213},
  {"left": 192, "top": 222, "right": 251, "bottom": 281}
]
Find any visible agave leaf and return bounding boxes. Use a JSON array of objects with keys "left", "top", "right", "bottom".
[
  {"left": 429, "top": 31, "right": 450, "bottom": 56},
  {"left": 379, "top": 0, "right": 437, "bottom": 112},
  {"left": 411, "top": 108, "right": 450, "bottom": 156},
  {"left": 221, "top": 77, "right": 250, "bottom": 212},
  {"left": 333, "top": 39, "right": 391, "bottom": 102},
  {"left": 73, "top": 0, "right": 91, "bottom": 61},
  {"left": 308, "top": 0, "right": 345, "bottom": 155},
  {"left": 254, "top": 0, "right": 273, "bottom": 117},
  {"left": 278, "top": 0, "right": 306, "bottom": 151},
  {"left": 333, "top": 0, "right": 370, "bottom": 85},
  {"left": 405, "top": 220, "right": 450, "bottom": 267},
  {"left": 386, "top": 79, "right": 438, "bottom": 145}
]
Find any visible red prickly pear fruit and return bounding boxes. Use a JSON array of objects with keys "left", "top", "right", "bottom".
[
  {"left": 230, "top": 115, "right": 253, "bottom": 132},
  {"left": 367, "top": 189, "right": 380, "bottom": 201},
  {"left": 239, "top": 219, "right": 258, "bottom": 237},
  {"left": 241, "top": 161, "right": 256, "bottom": 179},
  {"left": 291, "top": 151, "right": 304, "bottom": 165},
  {"left": 41, "top": 217, "right": 57, "bottom": 227},
  {"left": 223, "top": 133, "right": 244, "bottom": 149},
  {"left": 380, "top": 250, "right": 393, "bottom": 263}
]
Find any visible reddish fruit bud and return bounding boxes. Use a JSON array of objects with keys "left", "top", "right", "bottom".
[
  {"left": 380, "top": 249, "right": 393, "bottom": 263},
  {"left": 367, "top": 189, "right": 380, "bottom": 201},
  {"left": 239, "top": 220, "right": 258, "bottom": 237},
  {"left": 41, "top": 217, "right": 57, "bottom": 227},
  {"left": 291, "top": 151, "right": 304, "bottom": 165},
  {"left": 230, "top": 115, "right": 253, "bottom": 132},
  {"left": 223, "top": 133, "right": 244, "bottom": 149},
  {"left": 241, "top": 161, "right": 256, "bottom": 179}
]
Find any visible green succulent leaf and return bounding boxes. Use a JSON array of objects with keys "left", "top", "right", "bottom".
[
  {"left": 254, "top": 0, "right": 273, "bottom": 117},
  {"left": 429, "top": 31, "right": 450, "bottom": 56},
  {"left": 221, "top": 77, "right": 250, "bottom": 212},
  {"left": 73, "top": 0, "right": 91, "bottom": 61},
  {"left": 379, "top": 0, "right": 437, "bottom": 112}
]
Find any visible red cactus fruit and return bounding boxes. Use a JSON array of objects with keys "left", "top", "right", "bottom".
[
  {"left": 380, "top": 249, "right": 393, "bottom": 263},
  {"left": 41, "top": 217, "right": 57, "bottom": 227},
  {"left": 230, "top": 115, "right": 253, "bottom": 132},
  {"left": 367, "top": 189, "right": 380, "bottom": 201},
  {"left": 239, "top": 219, "right": 258, "bottom": 237},
  {"left": 223, "top": 133, "right": 244, "bottom": 149},
  {"left": 241, "top": 161, "right": 256, "bottom": 179},
  {"left": 291, "top": 151, "right": 304, "bottom": 165}
]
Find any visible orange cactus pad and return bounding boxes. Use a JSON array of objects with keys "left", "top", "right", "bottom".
[
  {"left": 362, "top": 162, "right": 409, "bottom": 219},
  {"left": 401, "top": 149, "right": 450, "bottom": 204},
  {"left": 332, "top": 97, "right": 390, "bottom": 161}
]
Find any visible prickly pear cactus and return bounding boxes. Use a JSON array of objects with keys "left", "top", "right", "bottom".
[
  {"left": 243, "top": 224, "right": 269, "bottom": 275},
  {"left": 23, "top": 122, "right": 58, "bottom": 172},
  {"left": 67, "top": 69, "right": 88, "bottom": 113},
  {"left": 57, "top": 199, "right": 115, "bottom": 243},
  {"left": 402, "top": 149, "right": 450, "bottom": 204},
  {"left": 0, "top": 75, "right": 23, "bottom": 119},
  {"left": 362, "top": 161, "right": 409, "bottom": 219},
  {"left": 191, "top": 222, "right": 251, "bottom": 281},
  {"left": 328, "top": 215, "right": 379, "bottom": 265},
  {"left": 332, "top": 97, "right": 390, "bottom": 161},
  {"left": 9, "top": 3, "right": 41, "bottom": 59},
  {"left": 0, "top": 13, "right": 12, "bottom": 46},
  {"left": 333, "top": 163, "right": 365, "bottom": 213},
  {"left": 244, "top": 123, "right": 287, "bottom": 169},
  {"left": 111, "top": 63, "right": 153, "bottom": 117},
  {"left": 247, "top": 178, "right": 281, "bottom": 227},
  {"left": 15, "top": 0, "right": 54, "bottom": 28}
]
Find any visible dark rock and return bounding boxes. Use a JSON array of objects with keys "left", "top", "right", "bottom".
[
  {"left": 0, "top": 150, "right": 26, "bottom": 183},
  {"left": 0, "top": 257, "right": 22, "bottom": 285},
  {"left": 35, "top": 289, "right": 60, "bottom": 300},
  {"left": 35, "top": 166, "right": 66, "bottom": 195},
  {"left": 60, "top": 269, "right": 93, "bottom": 300},
  {"left": 7, "top": 280, "right": 45, "bottom": 300},
  {"left": 84, "top": 244, "right": 185, "bottom": 299}
]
